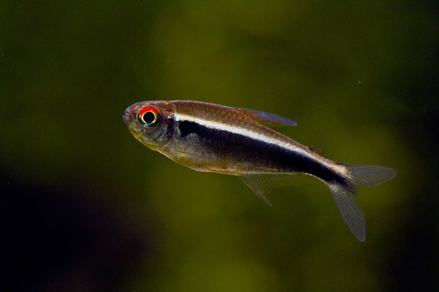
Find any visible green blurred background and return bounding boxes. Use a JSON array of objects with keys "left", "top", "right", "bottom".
[{"left": 1, "top": 1, "right": 438, "bottom": 291}]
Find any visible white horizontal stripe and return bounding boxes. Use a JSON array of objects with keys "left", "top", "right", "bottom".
[{"left": 174, "top": 112, "right": 312, "bottom": 158}]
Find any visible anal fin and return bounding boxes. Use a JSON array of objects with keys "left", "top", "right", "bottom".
[{"left": 239, "top": 173, "right": 313, "bottom": 206}]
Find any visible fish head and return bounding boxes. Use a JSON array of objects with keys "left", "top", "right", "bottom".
[{"left": 123, "top": 101, "right": 174, "bottom": 151}]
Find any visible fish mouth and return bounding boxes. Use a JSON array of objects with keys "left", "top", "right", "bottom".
[{"left": 123, "top": 111, "right": 132, "bottom": 125}]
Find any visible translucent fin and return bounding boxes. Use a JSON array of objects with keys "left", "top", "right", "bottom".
[
  {"left": 344, "top": 164, "right": 396, "bottom": 188},
  {"left": 308, "top": 145, "right": 323, "bottom": 155},
  {"left": 327, "top": 164, "right": 396, "bottom": 241},
  {"left": 239, "top": 173, "right": 313, "bottom": 206},
  {"left": 240, "top": 165, "right": 396, "bottom": 241},
  {"left": 237, "top": 108, "right": 297, "bottom": 127},
  {"left": 327, "top": 183, "right": 365, "bottom": 241}
]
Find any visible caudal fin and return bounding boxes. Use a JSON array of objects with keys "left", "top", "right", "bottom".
[{"left": 328, "top": 164, "right": 396, "bottom": 241}]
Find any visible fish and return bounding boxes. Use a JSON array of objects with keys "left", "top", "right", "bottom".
[{"left": 123, "top": 100, "right": 396, "bottom": 241}]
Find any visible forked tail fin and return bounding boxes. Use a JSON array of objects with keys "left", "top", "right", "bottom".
[{"left": 328, "top": 164, "right": 396, "bottom": 241}]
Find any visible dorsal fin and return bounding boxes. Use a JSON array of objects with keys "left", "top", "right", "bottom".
[{"left": 237, "top": 108, "right": 297, "bottom": 127}]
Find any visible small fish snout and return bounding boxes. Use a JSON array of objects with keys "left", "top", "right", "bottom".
[{"left": 123, "top": 110, "right": 132, "bottom": 125}]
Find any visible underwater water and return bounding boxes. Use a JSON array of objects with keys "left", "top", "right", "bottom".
[{"left": 1, "top": 1, "right": 438, "bottom": 291}]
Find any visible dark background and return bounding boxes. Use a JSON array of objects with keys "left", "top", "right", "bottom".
[{"left": 1, "top": 1, "right": 438, "bottom": 291}]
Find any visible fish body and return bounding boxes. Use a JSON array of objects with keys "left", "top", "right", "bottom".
[{"left": 123, "top": 100, "right": 396, "bottom": 241}]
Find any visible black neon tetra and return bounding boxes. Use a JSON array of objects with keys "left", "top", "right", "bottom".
[{"left": 124, "top": 100, "right": 396, "bottom": 241}]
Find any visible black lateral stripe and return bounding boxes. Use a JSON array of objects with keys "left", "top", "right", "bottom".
[
  {"left": 179, "top": 120, "right": 199, "bottom": 138},
  {"left": 178, "top": 120, "right": 347, "bottom": 185}
]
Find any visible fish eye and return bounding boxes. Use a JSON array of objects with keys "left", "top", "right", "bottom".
[{"left": 137, "top": 106, "right": 161, "bottom": 127}]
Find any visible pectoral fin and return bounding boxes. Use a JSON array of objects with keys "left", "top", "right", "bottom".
[{"left": 237, "top": 108, "right": 297, "bottom": 127}]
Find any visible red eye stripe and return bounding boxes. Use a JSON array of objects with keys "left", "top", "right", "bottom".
[{"left": 138, "top": 106, "right": 160, "bottom": 116}]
